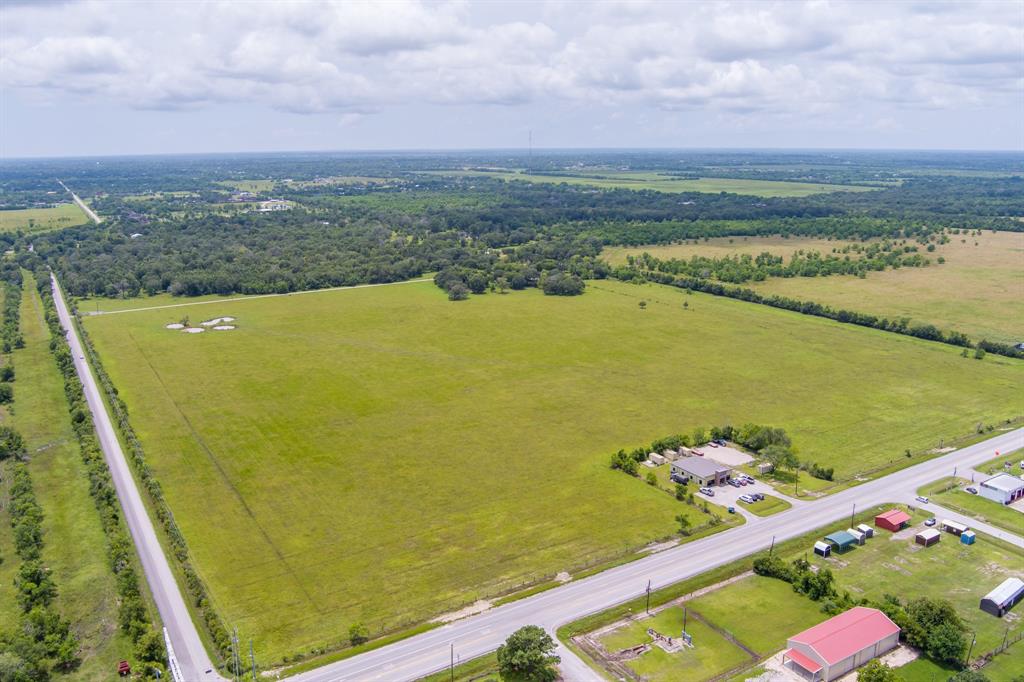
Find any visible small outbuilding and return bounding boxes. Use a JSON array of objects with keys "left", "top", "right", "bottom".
[
  {"left": 856, "top": 524, "right": 874, "bottom": 539},
  {"left": 979, "top": 577, "right": 1024, "bottom": 617},
  {"left": 978, "top": 473, "right": 1024, "bottom": 505},
  {"left": 649, "top": 453, "right": 667, "bottom": 466},
  {"left": 960, "top": 530, "right": 976, "bottom": 545},
  {"left": 813, "top": 541, "right": 832, "bottom": 558},
  {"left": 875, "top": 509, "right": 911, "bottom": 532},
  {"left": 916, "top": 528, "right": 941, "bottom": 547},
  {"left": 846, "top": 528, "right": 866, "bottom": 546},
  {"left": 940, "top": 519, "right": 969, "bottom": 536},
  {"left": 825, "top": 531, "right": 858, "bottom": 552},
  {"left": 783, "top": 606, "right": 901, "bottom": 681}
]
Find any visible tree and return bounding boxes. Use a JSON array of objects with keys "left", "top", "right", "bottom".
[
  {"left": 495, "top": 276, "right": 510, "bottom": 294},
  {"left": 0, "top": 426, "right": 27, "bottom": 461},
  {"left": 926, "top": 621, "right": 967, "bottom": 664},
  {"left": 447, "top": 282, "right": 469, "bottom": 301},
  {"left": 638, "top": 300, "right": 647, "bottom": 310},
  {"left": 646, "top": 472, "right": 657, "bottom": 486},
  {"left": 0, "top": 383, "right": 12, "bottom": 404},
  {"left": 676, "top": 514, "right": 692, "bottom": 536},
  {"left": 692, "top": 427, "right": 706, "bottom": 445},
  {"left": 761, "top": 444, "right": 798, "bottom": 474},
  {"left": 857, "top": 659, "right": 900, "bottom": 682},
  {"left": 949, "top": 672, "right": 989, "bottom": 682},
  {"left": 496, "top": 625, "right": 559, "bottom": 682},
  {"left": 349, "top": 622, "right": 369, "bottom": 646},
  {"left": 675, "top": 483, "right": 687, "bottom": 500},
  {"left": 973, "top": 346, "right": 986, "bottom": 360}
]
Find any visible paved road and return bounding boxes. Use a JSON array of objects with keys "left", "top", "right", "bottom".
[
  {"left": 57, "top": 179, "right": 102, "bottom": 224},
  {"left": 52, "top": 265, "right": 1023, "bottom": 682},
  {"left": 291, "top": 429, "right": 1023, "bottom": 682},
  {"left": 50, "top": 273, "right": 224, "bottom": 682}
]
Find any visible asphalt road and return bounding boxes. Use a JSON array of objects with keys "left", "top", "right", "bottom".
[
  {"left": 50, "top": 273, "right": 223, "bottom": 682},
  {"left": 52, "top": 268, "right": 1022, "bottom": 682},
  {"left": 57, "top": 179, "right": 102, "bottom": 224}
]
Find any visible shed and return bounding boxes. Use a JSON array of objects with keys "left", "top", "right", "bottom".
[
  {"left": 783, "top": 607, "right": 901, "bottom": 681},
  {"left": 875, "top": 509, "right": 911, "bottom": 532},
  {"left": 856, "top": 524, "right": 874, "bottom": 539},
  {"left": 940, "top": 519, "right": 968, "bottom": 536},
  {"left": 979, "top": 577, "right": 1024, "bottom": 617},
  {"left": 915, "top": 528, "right": 940, "bottom": 547},
  {"left": 846, "top": 528, "right": 866, "bottom": 546},
  {"left": 814, "top": 541, "right": 831, "bottom": 557},
  {"left": 825, "top": 531, "right": 858, "bottom": 552},
  {"left": 649, "top": 453, "right": 667, "bottom": 466},
  {"left": 960, "top": 531, "right": 976, "bottom": 545},
  {"left": 661, "top": 449, "right": 678, "bottom": 462},
  {"left": 758, "top": 462, "right": 775, "bottom": 474}
]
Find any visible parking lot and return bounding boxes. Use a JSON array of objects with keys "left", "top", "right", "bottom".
[{"left": 695, "top": 475, "right": 803, "bottom": 518}]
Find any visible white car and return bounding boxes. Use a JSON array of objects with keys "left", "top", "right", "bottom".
[
  {"left": 739, "top": 494, "right": 755, "bottom": 504},
  {"left": 699, "top": 487, "right": 715, "bottom": 497},
  {"left": 916, "top": 496, "right": 929, "bottom": 504}
]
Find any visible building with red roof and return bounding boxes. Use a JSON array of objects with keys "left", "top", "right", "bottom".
[
  {"left": 874, "top": 509, "right": 911, "bottom": 532},
  {"left": 782, "top": 607, "right": 901, "bottom": 681}
]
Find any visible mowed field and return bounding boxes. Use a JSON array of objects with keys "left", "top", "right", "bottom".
[
  {"left": 604, "top": 231, "right": 1024, "bottom": 343},
  {"left": 424, "top": 169, "right": 877, "bottom": 197},
  {"left": 81, "top": 280, "right": 1023, "bottom": 661},
  {"left": 0, "top": 202, "right": 90, "bottom": 233}
]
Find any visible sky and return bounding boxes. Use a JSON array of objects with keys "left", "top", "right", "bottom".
[{"left": 1, "top": 0, "right": 1022, "bottom": 158}]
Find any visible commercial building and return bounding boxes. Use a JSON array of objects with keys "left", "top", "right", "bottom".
[
  {"left": 669, "top": 457, "right": 732, "bottom": 487},
  {"left": 980, "top": 577, "right": 1024, "bottom": 617},
  {"left": 978, "top": 473, "right": 1024, "bottom": 505},
  {"left": 783, "top": 607, "right": 901, "bottom": 681},
  {"left": 875, "top": 509, "right": 910, "bottom": 532}
]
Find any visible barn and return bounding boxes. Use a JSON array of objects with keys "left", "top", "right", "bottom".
[
  {"left": 980, "top": 577, "right": 1024, "bottom": 617},
  {"left": 783, "top": 607, "right": 901, "bottom": 681},
  {"left": 875, "top": 509, "right": 910, "bottom": 532}
]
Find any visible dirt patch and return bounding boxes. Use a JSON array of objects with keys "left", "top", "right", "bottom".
[
  {"left": 642, "top": 539, "right": 680, "bottom": 554},
  {"left": 182, "top": 327, "right": 205, "bottom": 334},
  {"left": 882, "top": 562, "right": 912, "bottom": 577},
  {"left": 705, "top": 445, "right": 754, "bottom": 467},
  {"left": 201, "top": 316, "right": 236, "bottom": 326},
  {"left": 213, "top": 325, "right": 236, "bottom": 331},
  {"left": 556, "top": 571, "right": 571, "bottom": 583},
  {"left": 430, "top": 599, "right": 492, "bottom": 624},
  {"left": 165, "top": 323, "right": 184, "bottom": 329}
]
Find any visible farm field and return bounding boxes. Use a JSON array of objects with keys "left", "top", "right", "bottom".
[
  {"left": 604, "top": 230, "right": 1024, "bottom": 343},
  {"left": 7, "top": 277, "right": 134, "bottom": 679},
  {"left": 80, "top": 279, "right": 1023, "bottom": 662},
  {"left": 0, "top": 202, "right": 90, "bottom": 233},
  {"left": 423, "top": 169, "right": 877, "bottom": 197}
]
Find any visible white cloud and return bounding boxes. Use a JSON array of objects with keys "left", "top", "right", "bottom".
[{"left": 0, "top": 0, "right": 1020, "bottom": 126}]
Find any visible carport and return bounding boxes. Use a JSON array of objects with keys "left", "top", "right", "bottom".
[{"left": 824, "top": 531, "right": 858, "bottom": 553}]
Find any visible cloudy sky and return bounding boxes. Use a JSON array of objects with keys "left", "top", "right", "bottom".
[{"left": 1, "top": 0, "right": 1022, "bottom": 157}]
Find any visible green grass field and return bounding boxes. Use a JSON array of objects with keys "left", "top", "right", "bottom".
[
  {"left": 424, "top": 169, "right": 877, "bottom": 197},
  {"left": 80, "top": 279, "right": 1023, "bottom": 662},
  {"left": 7, "top": 277, "right": 134, "bottom": 679},
  {"left": 736, "top": 495, "right": 791, "bottom": 517},
  {"left": 607, "top": 231, "right": 1024, "bottom": 343},
  {"left": 0, "top": 203, "right": 90, "bottom": 233}
]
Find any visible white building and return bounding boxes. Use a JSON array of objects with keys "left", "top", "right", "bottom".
[{"left": 978, "top": 473, "right": 1024, "bottom": 505}]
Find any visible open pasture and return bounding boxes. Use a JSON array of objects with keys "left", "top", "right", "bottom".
[
  {"left": 81, "top": 279, "right": 1023, "bottom": 661},
  {"left": 424, "top": 169, "right": 877, "bottom": 197},
  {"left": 605, "top": 230, "right": 1024, "bottom": 343},
  {"left": 0, "top": 202, "right": 90, "bottom": 233}
]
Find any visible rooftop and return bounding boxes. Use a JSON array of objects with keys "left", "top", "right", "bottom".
[
  {"left": 981, "top": 472, "right": 1024, "bottom": 493},
  {"left": 825, "top": 531, "right": 857, "bottom": 547},
  {"left": 673, "top": 457, "right": 730, "bottom": 478},
  {"left": 790, "top": 607, "right": 900, "bottom": 665},
  {"left": 982, "top": 577, "right": 1024, "bottom": 606},
  {"left": 877, "top": 509, "right": 910, "bottom": 525}
]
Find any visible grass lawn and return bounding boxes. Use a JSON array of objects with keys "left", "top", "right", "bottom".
[
  {"left": 80, "top": 279, "right": 1023, "bottom": 662},
  {"left": 215, "top": 179, "right": 276, "bottom": 192},
  {"left": 980, "top": 642, "right": 1024, "bottom": 682},
  {"left": 896, "top": 656, "right": 960, "bottom": 682},
  {"left": 0, "top": 203, "right": 90, "bottom": 233},
  {"left": 920, "top": 477, "right": 1024, "bottom": 536},
  {"left": 422, "top": 169, "right": 877, "bottom": 197},
  {"left": 736, "top": 495, "right": 791, "bottom": 517},
  {"left": 599, "top": 608, "right": 754, "bottom": 682},
  {"left": 604, "top": 231, "right": 1024, "bottom": 343},
  {"left": 8, "top": 275, "right": 134, "bottom": 679}
]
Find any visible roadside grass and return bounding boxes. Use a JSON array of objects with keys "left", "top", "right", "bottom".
[
  {"left": 979, "top": 642, "right": 1024, "bottom": 682},
  {"left": 896, "top": 656, "right": 960, "bottom": 682},
  {"left": 11, "top": 277, "right": 134, "bottom": 679},
  {"left": 974, "top": 451, "right": 1024, "bottom": 476},
  {"left": 918, "top": 476, "right": 1024, "bottom": 535},
  {"left": 0, "top": 203, "right": 90, "bottom": 233},
  {"left": 736, "top": 495, "right": 791, "bottom": 517},
  {"left": 417, "top": 652, "right": 499, "bottom": 682},
  {"left": 611, "top": 231, "right": 1024, "bottom": 344},
  {"left": 80, "top": 280, "right": 1023, "bottom": 662},
  {"left": 421, "top": 169, "right": 877, "bottom": 197}
]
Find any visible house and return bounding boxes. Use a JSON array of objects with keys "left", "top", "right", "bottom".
[
  {"left": 875, "top": 509, "right": 910, "bottom": 532},
  {"left": 940, "top": 519, "right": 969, "bottom": 536},
  {"left": 979, "top": 577, "right": 1024, "bottom": 617},
  {"left": 782, "top": 606, "right": 901, "bottom": 681},
  {"left": 824, "top": 531, "right": 858, "bottom": 552},
  {"left": 813, "top": 541, "right": 831, "bottom": 557},
  {"left": 915, "top": 528, "right": 941, "bottom": 547},
  {"left": 978, "top": 473, "right": 1024, "bottom": 505},
  {"left": 669, "top": 457, "right": 732, "bottom": 486}
]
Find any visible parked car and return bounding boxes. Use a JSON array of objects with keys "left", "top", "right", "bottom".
[
  {"left": 699, "top": 487, "right": 714, "bottom": 497},
  {"left": 743, "top": 475, "right": 756, "bottom": 483},
  {"left": 924, "top": 517, "right": 937, "bottom": 526},
  {"left": 728, "top": 479, "right": 741, "bottom": 488},
  {"left": 739, "top": 479, "right": 748, "bottom": 486},
  {"left": 708, "top": 442, "right": 719, "bottom": 448},
  {"left": 714, "top": 439, "right": 727, "bottom": 446},
  {"left": 966, "top": 487, "right": 978, "bottom": 494},
  {"left": 915, "top": 496, "right": 929, "bottom": 504},
  {"left": 752, "top": 493, "right": 765, "bottom": 501},
  {"left": 739, "top": 494, "right": 755, "bottom": 504},
  {"left": 692, "top": 449, "right": 704, "bottom": 456},
  {"left": 670, "top": 474, "right": 687, "bottom": 484}
]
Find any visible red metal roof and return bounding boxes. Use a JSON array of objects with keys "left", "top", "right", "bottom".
[
  {"left": 789, "top": 607, "right": 900, "bottom": 665},
  {"left": 877, "top": 509, "right": 910, "bottom": 525},
  {"left": 786, "top": 648, "right": 823, "bottom": 673}
]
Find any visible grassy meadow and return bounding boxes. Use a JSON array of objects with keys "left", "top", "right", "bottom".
[
  {"left": 4, "top": 277, "right": 134, "bottom": 679},
  {"left": 424, "top": 169, "right": 877, "bottom": 197},
  {"left": 0, "top": 203, "right": 90, "bottom": 233},
  {"left": 605, "top": 231, "right": 1024, "bottom": 343},
  {"left": 80, "top": 279, "right": 1023, "bottom": 662}
]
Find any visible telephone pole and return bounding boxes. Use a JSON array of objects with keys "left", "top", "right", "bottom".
[{"left": 249, "top": 640, "right": 257, "bottom": 682}]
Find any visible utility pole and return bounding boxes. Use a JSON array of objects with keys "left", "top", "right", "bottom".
[
  {"left": 850, "top": 503, "right": 856, "bottom": 528},
  {"left": 450, "top": 643, "right": 454, "bottom": 682},
  {"left": 768, "top": 535, "right": 776, "bottom": 558},
  {"left": 645, "top": 579, "right": 652, "bottom": 614},
  {"left": 965, "top": 632, "right": 976, "bottom": 667},
  {"left": 250, "top": 640, "right": 257, "bottom": 682}
]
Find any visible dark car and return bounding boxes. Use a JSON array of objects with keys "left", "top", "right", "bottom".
[
  {"left": 966, "top": 486, "right": 978, "bottom": 494},
  {"left": 728, "top": 479, "right": 741, "bottom": 488},
  {"left": 671, "top": 473, "right": 687, "bottom": 484}
]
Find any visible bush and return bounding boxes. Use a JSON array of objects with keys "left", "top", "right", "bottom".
[{"left": 348, "top": 623, "right": 369, "bottom": 646}]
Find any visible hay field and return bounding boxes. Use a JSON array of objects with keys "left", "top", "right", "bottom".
[{"left": 0, "top": 202, "right": 90, "bottom": 233}]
